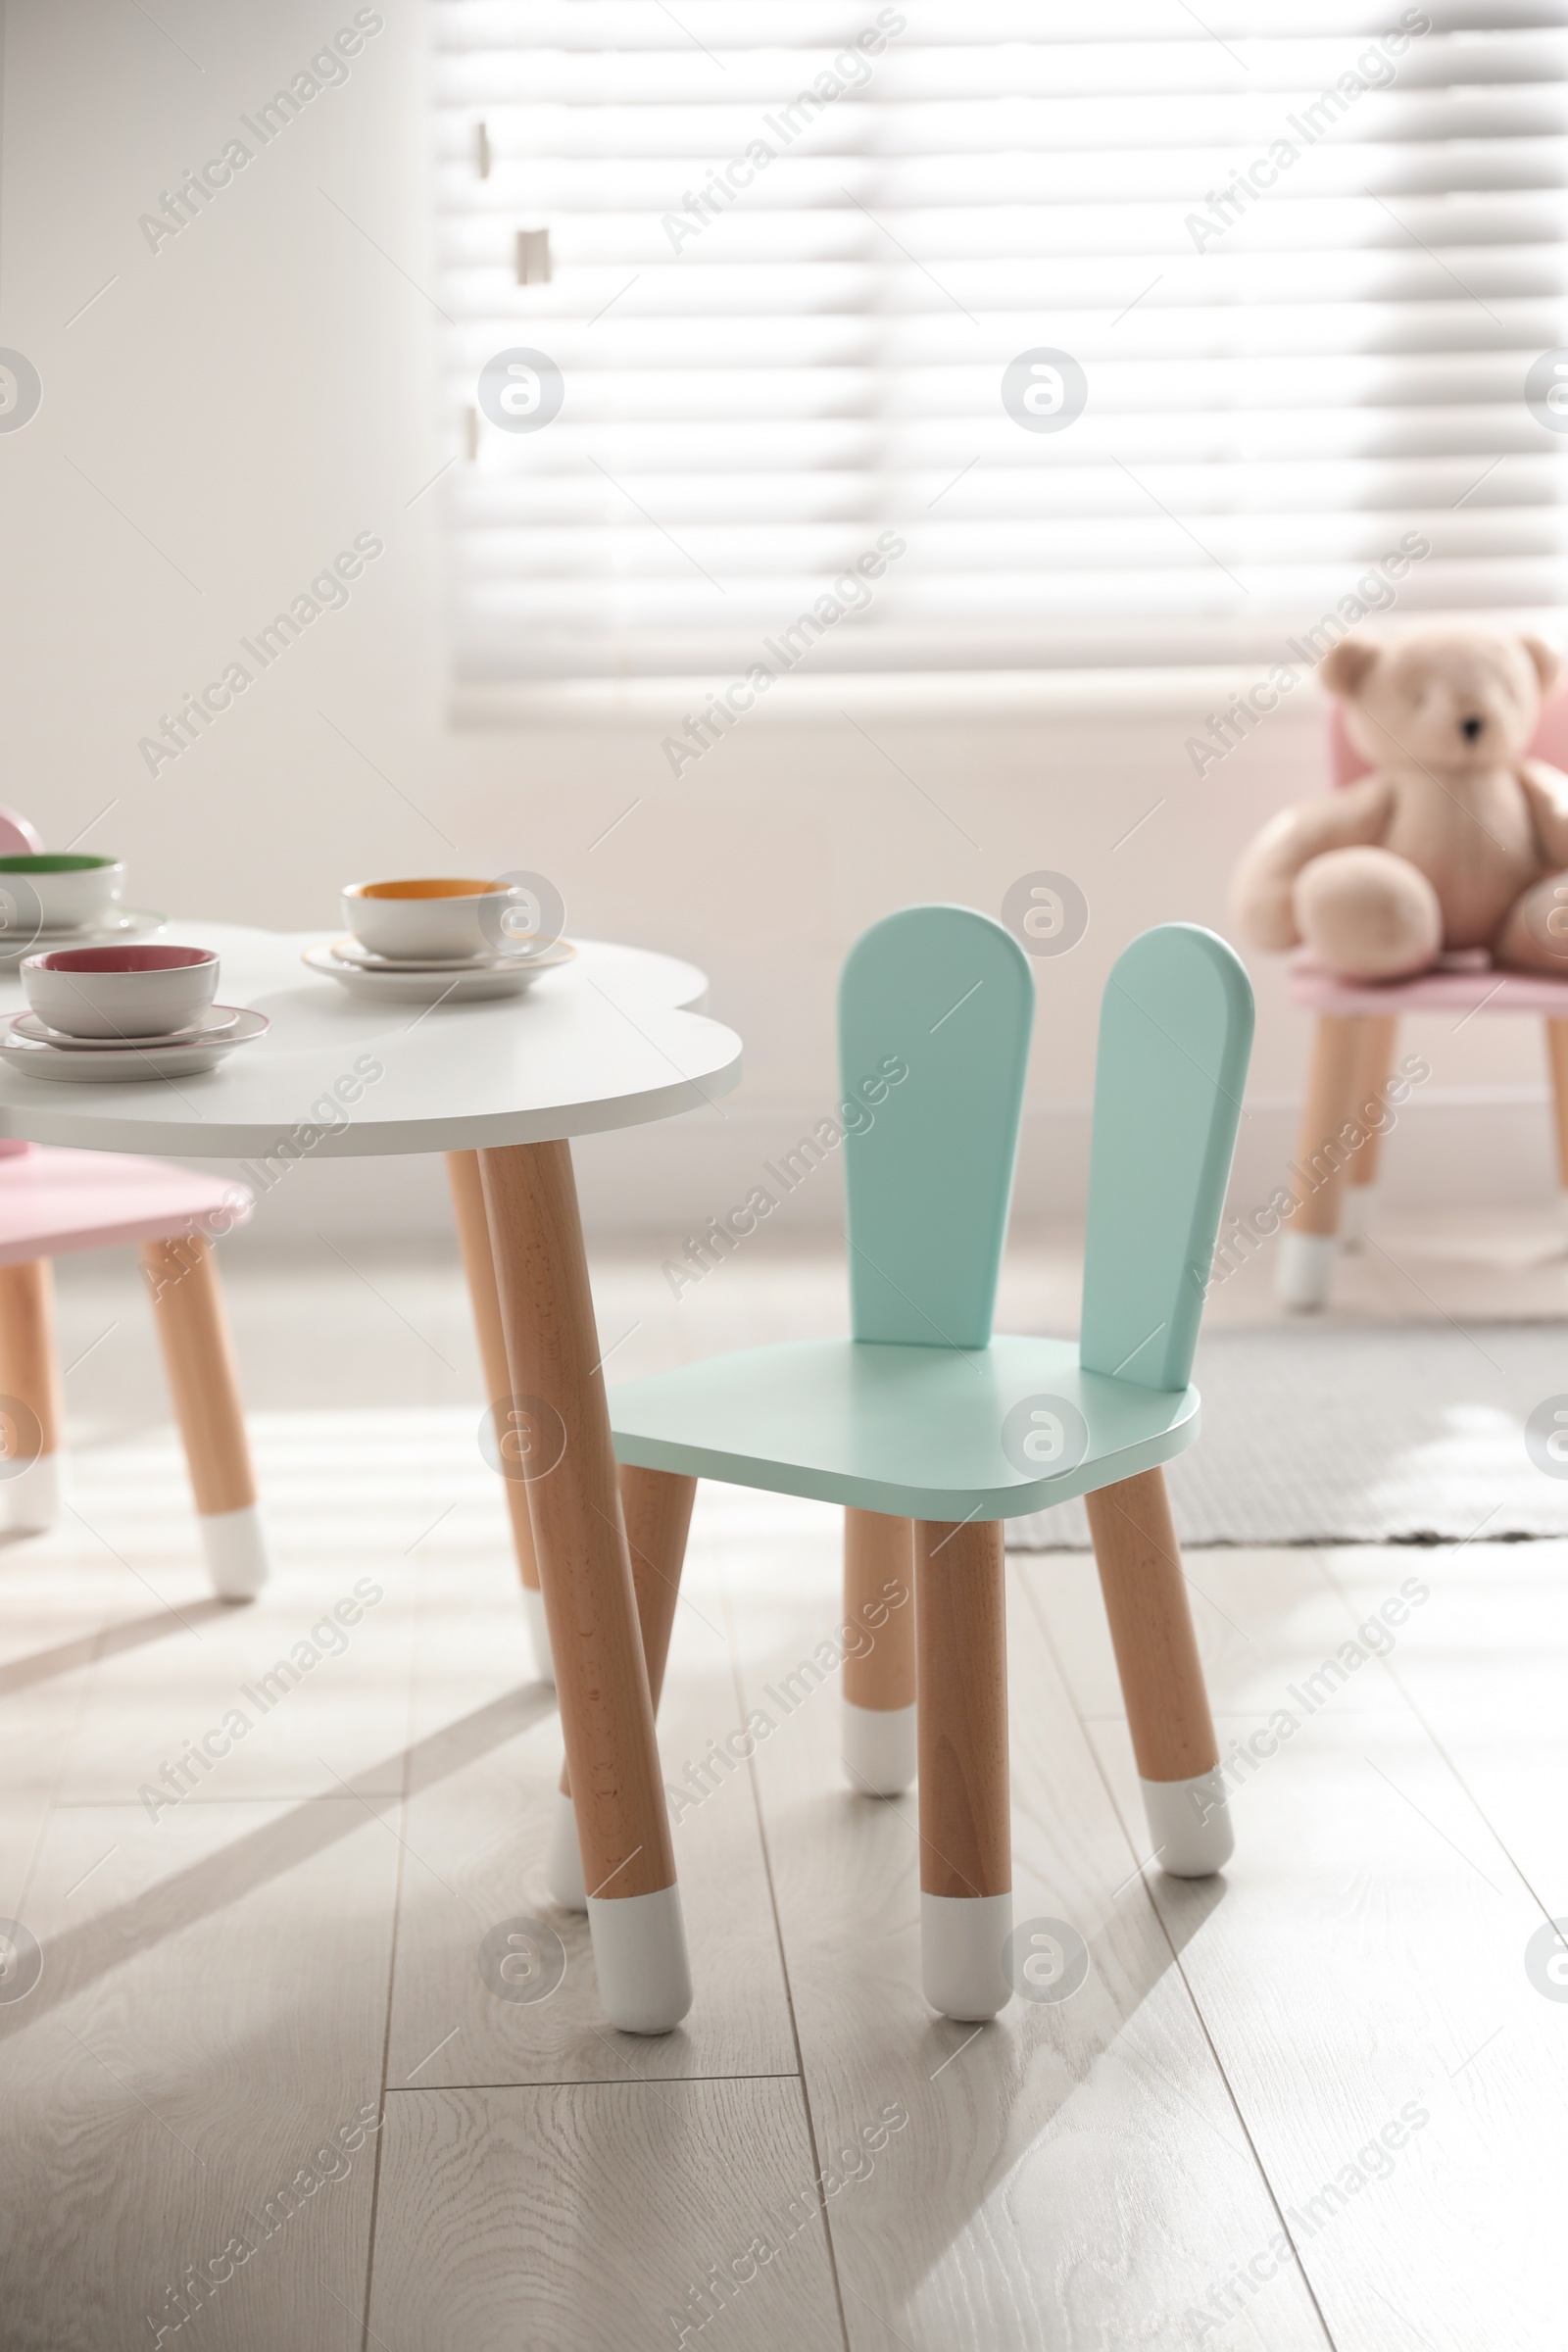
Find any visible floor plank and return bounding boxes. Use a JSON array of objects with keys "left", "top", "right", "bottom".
[
  {"left": 1030, "top": 1542, "right": 1568, "bottom": 2352},
  {"left": 717, "top": 1486, "right": 1331, "bottom": 2351},
  {"left": 1321, "top": 1536, "right": 1568, "bottom": 1913},
  {"left": 367, "top": 2078, "right": 845, "bottom": 2352},
  {"left": 0, "top": 1794, "right": 400, "bottom": 2352}
]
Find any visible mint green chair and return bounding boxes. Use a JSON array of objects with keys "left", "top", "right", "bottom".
[{"left": 606, "top": 906, "right": 1253, "bottom": 2021}]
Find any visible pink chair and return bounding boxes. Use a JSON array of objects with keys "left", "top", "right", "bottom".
[
  {"left": 1278, "top": 696, "right": 1568, "bottom": 1308},
  {"left": 0, "top": 808, "right": 268, "bottom": 1596}
]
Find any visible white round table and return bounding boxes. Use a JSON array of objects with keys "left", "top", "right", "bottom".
[{"left": 0, "top": 922, "right": 743, "bottom": 2034}]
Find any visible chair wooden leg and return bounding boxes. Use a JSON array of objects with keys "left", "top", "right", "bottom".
[
  {"left": 1085, "top": 1467, "right": 1230, "bottom": 1878},
  {"left": 915, "top": 1518, "right": 1010, "bottom": 2020},
  {"left": 478, "top": 1140, "right": 691, "bottom": 2034},
  {"left": 0, "top": 1258, "right": 63, "bottom": 1535},
  {"left": 1544, "top": 1022, "right": 1568, "bottom": 1236},
  {"left": 1343, "top": 1014, "right": 1397, "bottom": 1250},
  {"left": 140, "top": 1235, "right": 268, "bottom": 1600},
  {"left": 446, "top": 1150, "right": 550, "bottom": 1680},
  {"left": 548, "top": 1463, "right": 697, "bottom": 1910},
  {"left": 842, "top": 1508, "right": 915, "bottom": 1795},
  {"left": 1279, "top": 1013, "right": 1365, "bottom": 1309}
]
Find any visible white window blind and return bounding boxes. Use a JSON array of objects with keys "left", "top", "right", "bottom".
[{"left": 432, "top": 2, "right": 1568, "bottom": 681}]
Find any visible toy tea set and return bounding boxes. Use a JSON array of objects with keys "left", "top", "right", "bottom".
[{"left": 0, "top": 860, "right": 573, "bottom": 1083}]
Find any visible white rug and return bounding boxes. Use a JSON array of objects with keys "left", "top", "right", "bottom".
[{"left": 1008, "top": 1323, "right": 1568, "bottom": 1548}]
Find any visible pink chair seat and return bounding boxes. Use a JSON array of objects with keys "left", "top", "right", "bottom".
[
  {"left": 1287, "top": 949, "right": 1568, "bottom": 1016},
  {"left": 0, "top": 1146, "right": 251, "bottom": 1268}
]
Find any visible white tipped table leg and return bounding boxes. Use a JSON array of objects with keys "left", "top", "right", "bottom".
[
  {"left": 843, "top": 1700, "right": 916, "bottom": 1797},
  {"left": 842, "top": 1508, "right": 916, "bottom": 1795},
  {"left": 479, "top": 1143, "right": 690, "bottom": 2036},
  {"left": 915, "top": 1518, "right": 1011, "bottom": 2022},
  {"left": 1277, "top": 1229, "right": 1338, "bottom": 1310},
  {"left": 1141, "top": 1770, "right": 1234, "bottom": 1878},
  {"left": 1086, "top": 1469, "right": 1232, "bottom": 1883},
  {"left": 0, "top": 1259, "right": 62, "bottom": 1536},
  {"left": 446, "top": 1151, "right": 554, "bottom": 1673},
  {"left": 521, "top": 1584, "right": 555, "bottom": 1687},
  {"left": 198, "top": 1503, "right": 270, "bottom": 1602},
  {"left": 140, "top": 1236, "right": 265, "bottom": 1601},
  {"left": 547, "top": 1787, "right": 586, "bottom": 1911},
  {"left": 587, "top": 1886, "right": 692, "bottom": 2036},
  {"left": 922, "top": 1890, "right": 1012, "bottom": 2022},
  {"left": 555, "top": 1463, "right": 695, "bottom": 1914}
]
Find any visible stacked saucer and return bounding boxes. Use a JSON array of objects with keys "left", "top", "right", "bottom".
[
  {"left": 303, "top": 934, "right": 575, "bottom": 1004},
  {"left": 0, "top": 852, "right": 165, "bottom": 969},
  {"left": 2, "top": 945, "right": 270, "bottom": 1083},
  {"left": 305, "top": 874, "right": 574, "bottom": 1004}
]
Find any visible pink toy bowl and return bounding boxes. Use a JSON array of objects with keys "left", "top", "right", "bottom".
[{"left": 21, "top": 944, "right": 219, "bottom": 1039}]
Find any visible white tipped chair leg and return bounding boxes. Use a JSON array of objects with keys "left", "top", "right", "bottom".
[
  {"left": 1343, "top": 1015, "right": 1396, "bottom": 1257},
  {"left": 1281, "top": 1014, "right": 1363, "bottom": 1309},
  {"left": 521, "top": 1583, "right": 555, "bottom": 1685},
  {"left": 0, "top": 1260, "right": 63, "bottom": 1537},
  {"left": 915, "top": 1519, "right": 1011, "bottom": 2022},
  {"left": 198, "top": 1503, "right": 270, "bottom": 1602},
  {"left": 1341, "top": 1182, "right": 1376, "bottom": 1252},
  {"left": 547, "top": 1787, "right": 587, "bottom": 1912},
  {"left": 0, "top": 1450, "right": 61, "bottom": 1536},
  {"left": 1087, "top": 1469, "right": 1233, "bottom": 1884},
  {"left": 843, "top": 1699, "right": 917, "bottom": 1797},
  {"left": 1276, "top": 1229, "right": 1338, "bottom": 1310},
  {"left": 587, "top": 1886, "right": 693, "bottom": 2035},
  {"left": 921, "top": 1890, "right": 1012, "bottom": 2022},
  {"left": 842, "top": 1507, "right": 916, "bottom": 1794},
  {"left": 1141, "top": 1770, "right": 1234, "bottom": 1878}
]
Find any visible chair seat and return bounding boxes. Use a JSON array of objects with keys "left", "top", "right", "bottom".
[
  {"left": 1287, "top": 949, "right": 1568, "bottom": 1016},
  {"left": 609, "top": 1335, "right": 1199, "bottom": 1522},
  {"left": 0, "top": 1146, "right": 251, "bottom": 1265}
]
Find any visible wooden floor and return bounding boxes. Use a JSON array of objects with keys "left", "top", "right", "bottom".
[{"left": 0, "top": 1225, "right": 1561, "bottom": 2350}]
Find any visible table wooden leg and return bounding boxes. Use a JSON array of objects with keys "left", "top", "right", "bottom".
[
  {"left": 478, "top": 1141, "right": 691, "bottom": 2034},
  {"left": 549, "top": 1463, "right": 696, "bottom": 1910},
  {"left": 140, "top": 1234, "right": 269, "bottom": 1600},
  {"left": 915, "top": 1518, "right": 1010, "bottom": 2020},
  {"left": 0, "top": 1258, "right": 63, "bottom": 1536},
  {"left": 1085, "top": 1466, "right": 1231, "bottom": 1879},
  {"left": 842, "top": 1508, "right": 915, "bottom": 1796},
  {"left": 445, "top": 1150, "right": 551, "bottom": 1682}
]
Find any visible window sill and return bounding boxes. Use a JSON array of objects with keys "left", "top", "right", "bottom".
[{"left": 448, "top": 667, "right": 1331, "bottom": 733}]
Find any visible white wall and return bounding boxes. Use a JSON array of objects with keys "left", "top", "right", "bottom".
[{"left": 1, "top": 0, "right": 1559, "bottom": 1252}]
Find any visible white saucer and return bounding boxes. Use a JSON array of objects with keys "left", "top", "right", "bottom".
[
  {"left": 328, "top": 935, "right": 563, "bottom": 974},
  {"left": 10, "top": 1004, "right": 243, "bottom": 1052},
  {"left": 0, "top": 1005, "right": 270, "bottom": 1082},
  {"left": 0, "top": 907, "right": 167, "bottom": 970},
  {"left": 303, "top": 939, "right": 575, "bottom": 1003}
]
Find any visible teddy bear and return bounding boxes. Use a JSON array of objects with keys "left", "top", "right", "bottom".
[{"left": 1231, "top": 624, "right": 1568, "bottom": 982}]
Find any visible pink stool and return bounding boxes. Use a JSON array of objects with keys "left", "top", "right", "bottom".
[
  {"left": 1278, "top": 697, "right": 1568, "bottom": 1308},
  {"left": 0, "top": 808, "right": 268, "bottom": 1596}
]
